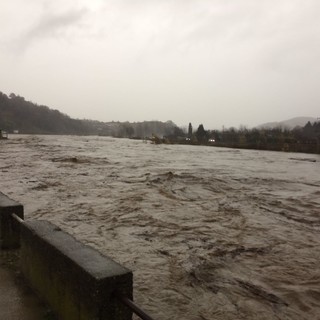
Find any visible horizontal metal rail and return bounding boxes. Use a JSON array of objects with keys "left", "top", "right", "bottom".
[
  {"left": 114, "top": 291, "right": 155, "bottom": 320},
  {"left": 12, "top": 213, "right": 24, "bottom": 224}
]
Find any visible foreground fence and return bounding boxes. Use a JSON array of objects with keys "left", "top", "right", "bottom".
[{"left": 0, "top": 192, "right": 154, "bottom": 320}]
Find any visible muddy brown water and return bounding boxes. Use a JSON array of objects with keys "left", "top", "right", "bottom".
[{"left": 1, "top": 135, "right": 319, "bottom": 320}]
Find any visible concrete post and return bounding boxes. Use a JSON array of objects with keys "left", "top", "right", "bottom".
[
  {"left": 20, "top": 220, "right": 133, "bottom": 320},
  {"left": 0, "top": 192, "right": 24, "bottom": 249}
]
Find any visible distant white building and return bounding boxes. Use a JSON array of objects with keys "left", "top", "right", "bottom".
[{"left": 0, "top": 130, "right": 8, "bottom": 139}]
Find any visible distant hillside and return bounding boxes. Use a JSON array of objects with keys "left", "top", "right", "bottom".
[
  {"left": 257, "top": 117, "right": 318, "bottom": 129},
  {"left": 0, "top": 91, "right": 179, "bottom": 137},
  {"left": 0, "top": 92, "right": 94, "bottom": 135}
]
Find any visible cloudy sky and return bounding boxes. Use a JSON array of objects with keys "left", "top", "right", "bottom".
[{"left": 0, "top": 0, "right": 319, "bottom": 129}]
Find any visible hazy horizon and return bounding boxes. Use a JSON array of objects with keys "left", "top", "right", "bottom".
[
  {"left": 1, "top": 1, "right": 319, "bottom": 129},
  {"left": 1, "top": 89, "right": 319, "bottom": 131}
]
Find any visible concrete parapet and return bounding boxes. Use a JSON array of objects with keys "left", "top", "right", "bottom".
[
  {"left": 0, "top": 192, "right": 24, "bottom": 249},
  {"left": 20, "top": 220, "right": 133, "bottom": 320}
]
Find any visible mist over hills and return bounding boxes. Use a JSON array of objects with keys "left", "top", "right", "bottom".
[
  {"left": 257, "top": 117, "right": 318, "bottom": 129},
  {"left": 0, "top": 91, "right": 179, "bottom": 138},
  {"left": 1, "top": 90, "right": 319, "bottom": 143}
]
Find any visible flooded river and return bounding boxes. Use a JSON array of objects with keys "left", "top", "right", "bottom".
[{"left": 1, "top": 135, "right": 319, "bottom": 319}]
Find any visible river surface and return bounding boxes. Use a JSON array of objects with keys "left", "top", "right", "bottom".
[{"left": 1, "top": 135, "right": 320, "bottom": 320}]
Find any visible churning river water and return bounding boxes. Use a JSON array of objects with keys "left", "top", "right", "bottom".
[{"left": 1, "top": 135, "right": 320, "bottom": 320}]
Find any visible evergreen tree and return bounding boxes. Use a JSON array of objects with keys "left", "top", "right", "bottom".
[
  {"left": 196, "top": 124, "right": 208, "bottom": 143},
  {"left": 188, "top": 122, "right": 193, "bottom": 138}
]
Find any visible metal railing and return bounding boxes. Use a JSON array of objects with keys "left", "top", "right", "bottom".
[
  {"left": 12, "top": 213, "right": 24, "bottom": 224},
  {"left": 114, "top": 291, "right": 155, "bottom": 320}
]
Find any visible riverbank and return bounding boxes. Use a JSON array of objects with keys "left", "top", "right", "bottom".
[{"left": 159, "top": 139, "right": 320, "bottom": 154}]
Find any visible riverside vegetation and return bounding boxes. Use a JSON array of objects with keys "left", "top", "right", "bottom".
[
  {"left": 177, "top": 122, "right": 320, "bottom": 154},
  {"left": 1, "top": 91, "right": 319, "bottom": 154}
]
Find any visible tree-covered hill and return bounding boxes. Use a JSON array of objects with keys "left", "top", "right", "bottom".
[
  {"left": 0, "top": 91, "right": 179, "bottom": 137},
  {"left": 0, "top": 92, "right": 93, "bottom": 135}
]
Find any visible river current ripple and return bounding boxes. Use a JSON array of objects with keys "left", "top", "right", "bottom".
[{"left": 1, "top": 135, "right": 320, "bottom": 320}]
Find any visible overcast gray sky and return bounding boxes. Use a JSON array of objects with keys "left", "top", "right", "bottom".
[{"left": 0, "top": 0, "right": 319, "bottom": 129}]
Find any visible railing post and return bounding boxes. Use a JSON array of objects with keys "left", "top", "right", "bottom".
[{"left": 0, "top": 192, "right": 24, "bottom": 249}]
